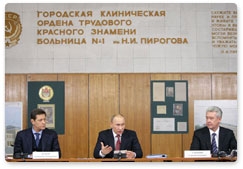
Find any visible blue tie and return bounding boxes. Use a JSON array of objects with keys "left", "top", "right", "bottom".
[
  {"left": 35, "top": 133, "right": 40, "bottom": 147},
  {"left": 211, "top": 133, "right": 217, "bottom": 154}
]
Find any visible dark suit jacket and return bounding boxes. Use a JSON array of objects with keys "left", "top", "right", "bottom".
[
  {"left": 190, "top": 126, "right": 237, "bottom": 154},
  {"left": 13, "top": 128, "right": 61, "bottom": 158},
  {"left": 93, "top": 129, "right": 143, "bottom": 158}
]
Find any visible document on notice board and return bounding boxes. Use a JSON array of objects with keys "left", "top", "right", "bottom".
[
  {"left": 153, "top": 82, "right": 165, "bottom": 101},
  {"left": 175, "top": 82, "right": 187, "bottom": 101},
  {"left": 153, "top": 118, "right": 175, "bottom": 131}
]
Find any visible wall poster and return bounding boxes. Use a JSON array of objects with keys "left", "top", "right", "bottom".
[
  {"left": 5, "top": 102, "right": 22, "bottom": 156},
  {"left": 194, "top": 100, "right": 237, "bottom": 138}
]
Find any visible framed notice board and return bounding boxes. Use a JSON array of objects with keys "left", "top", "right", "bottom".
[
  {"left": 28, "top": 81, "right": 65, "bottom": 134},
  {"left": 151, "top": 80, "right": 188, "bottom": 134}
]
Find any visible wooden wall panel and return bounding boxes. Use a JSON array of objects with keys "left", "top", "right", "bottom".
[
  {"left": 181, "top": 74, "right": 212, "bottom": 152},
  {"left": 151, "top": 73, "right": 181, "bottom": 80},
  {"left": 27, "top": 74, "right": 58, "bottom": 81},
  {"left": 5, "top": 73, "right": 237, "bottom": 159},
  {"left": 5, "top": 74, "right": 27, "bottom": 128},
  {"left": 150, "top": 73, "right": 182, "bottom": 157},
  {"left": 120, "top": 74, "right": 151, "bottom": 158},
  {"left": 212, "top": 73, "right": 237, "bottom": 99},
  {"left": 88, "top": 74, "right": 119, "bottom": 158},
  {"left": 58, "top": 74, "right": 89, "bottom": 158}
]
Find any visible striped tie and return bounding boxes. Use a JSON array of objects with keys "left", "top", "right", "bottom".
[
  {"left": 211, "top": 133, "right": 217, "bottom": 154},
  {"left": 35, "top": 133, "right": 40, "bottom": 147}
]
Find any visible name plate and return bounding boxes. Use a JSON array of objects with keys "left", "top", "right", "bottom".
[
  {"left": 32, "top": 151, "right": 59, "bottom": 159},
  {"left": 184, "top": 150, "right": 211, "bottom": 158}
]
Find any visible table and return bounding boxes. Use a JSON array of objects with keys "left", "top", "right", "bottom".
[{"left": 5, "top": 157, "right": 237, "bottom": 162}]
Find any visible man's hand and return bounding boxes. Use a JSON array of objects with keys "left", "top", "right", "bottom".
[
  {"left": 126, "top": 150, "right": 135, "bottom": 159},
  {"left": 100, "top": 142, "right": 113, "bottom": 155}
]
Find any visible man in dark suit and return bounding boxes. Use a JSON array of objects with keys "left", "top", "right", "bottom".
[
  {"left": 93, "top": 114, "right": 143, "bottom": 158},
  {"left": 190, "top": 106, "right": 237, "bottom": 155},
  {"left": 13, "top": 108, "right": 61, "bottom": 158}
]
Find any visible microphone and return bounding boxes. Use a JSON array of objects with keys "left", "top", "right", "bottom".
[
  {"left": 212, "top": 148, "right": 226, "bottom": 158},
  {"left": 118, "top": 151, "right": 122, "bottom": 161},
  {"left": 230, "top": 149, "right": 237, "bottom": 158},
  {"left": 14, "top": 152, "right": 28, "bottom": 159},
  {"left": 113, "top": 150, "right": 126, "bottom": 160}
]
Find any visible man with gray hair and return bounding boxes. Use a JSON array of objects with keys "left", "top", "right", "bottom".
[{"left": 190, "top": 106, "right": 237, "bottom": 156}]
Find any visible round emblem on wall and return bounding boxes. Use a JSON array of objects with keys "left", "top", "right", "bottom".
[
  {"left": 5, "top": 12, "right": 22, "bottom": 48},
  {"left": 39, "top": 85, "right": 54, "bottom": 102}
]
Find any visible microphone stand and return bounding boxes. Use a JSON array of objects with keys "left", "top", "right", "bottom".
[
  {"left": 229, "top": 149, "right": 237, "bottom": 161},
  {"left": 20, "top": 152, "right": 26, "bottom": 162},
  {"left": 118, "top": 151, "right": 121, "bottom": 162}
]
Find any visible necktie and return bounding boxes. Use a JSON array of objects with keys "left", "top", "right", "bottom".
[
  {"left": 211, "top": 133, "right": 217, "bottom": 154},
  {"left": 35, "top": 133, "right": 40, "bottom": 147},
  {"left": 115, "top": 135, "right": 121, "bottom": 150}
]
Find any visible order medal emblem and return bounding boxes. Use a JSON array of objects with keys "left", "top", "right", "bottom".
[
  {"left": 39, "top": 85, "right": 54, "bottom": 102},
  {"left": 5, "top": 12, "right": 22, "bottom": 48}
]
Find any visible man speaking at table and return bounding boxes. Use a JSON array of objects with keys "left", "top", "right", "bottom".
[{"left": 93, "top": 114, "right": 143, "bottom": 158}]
